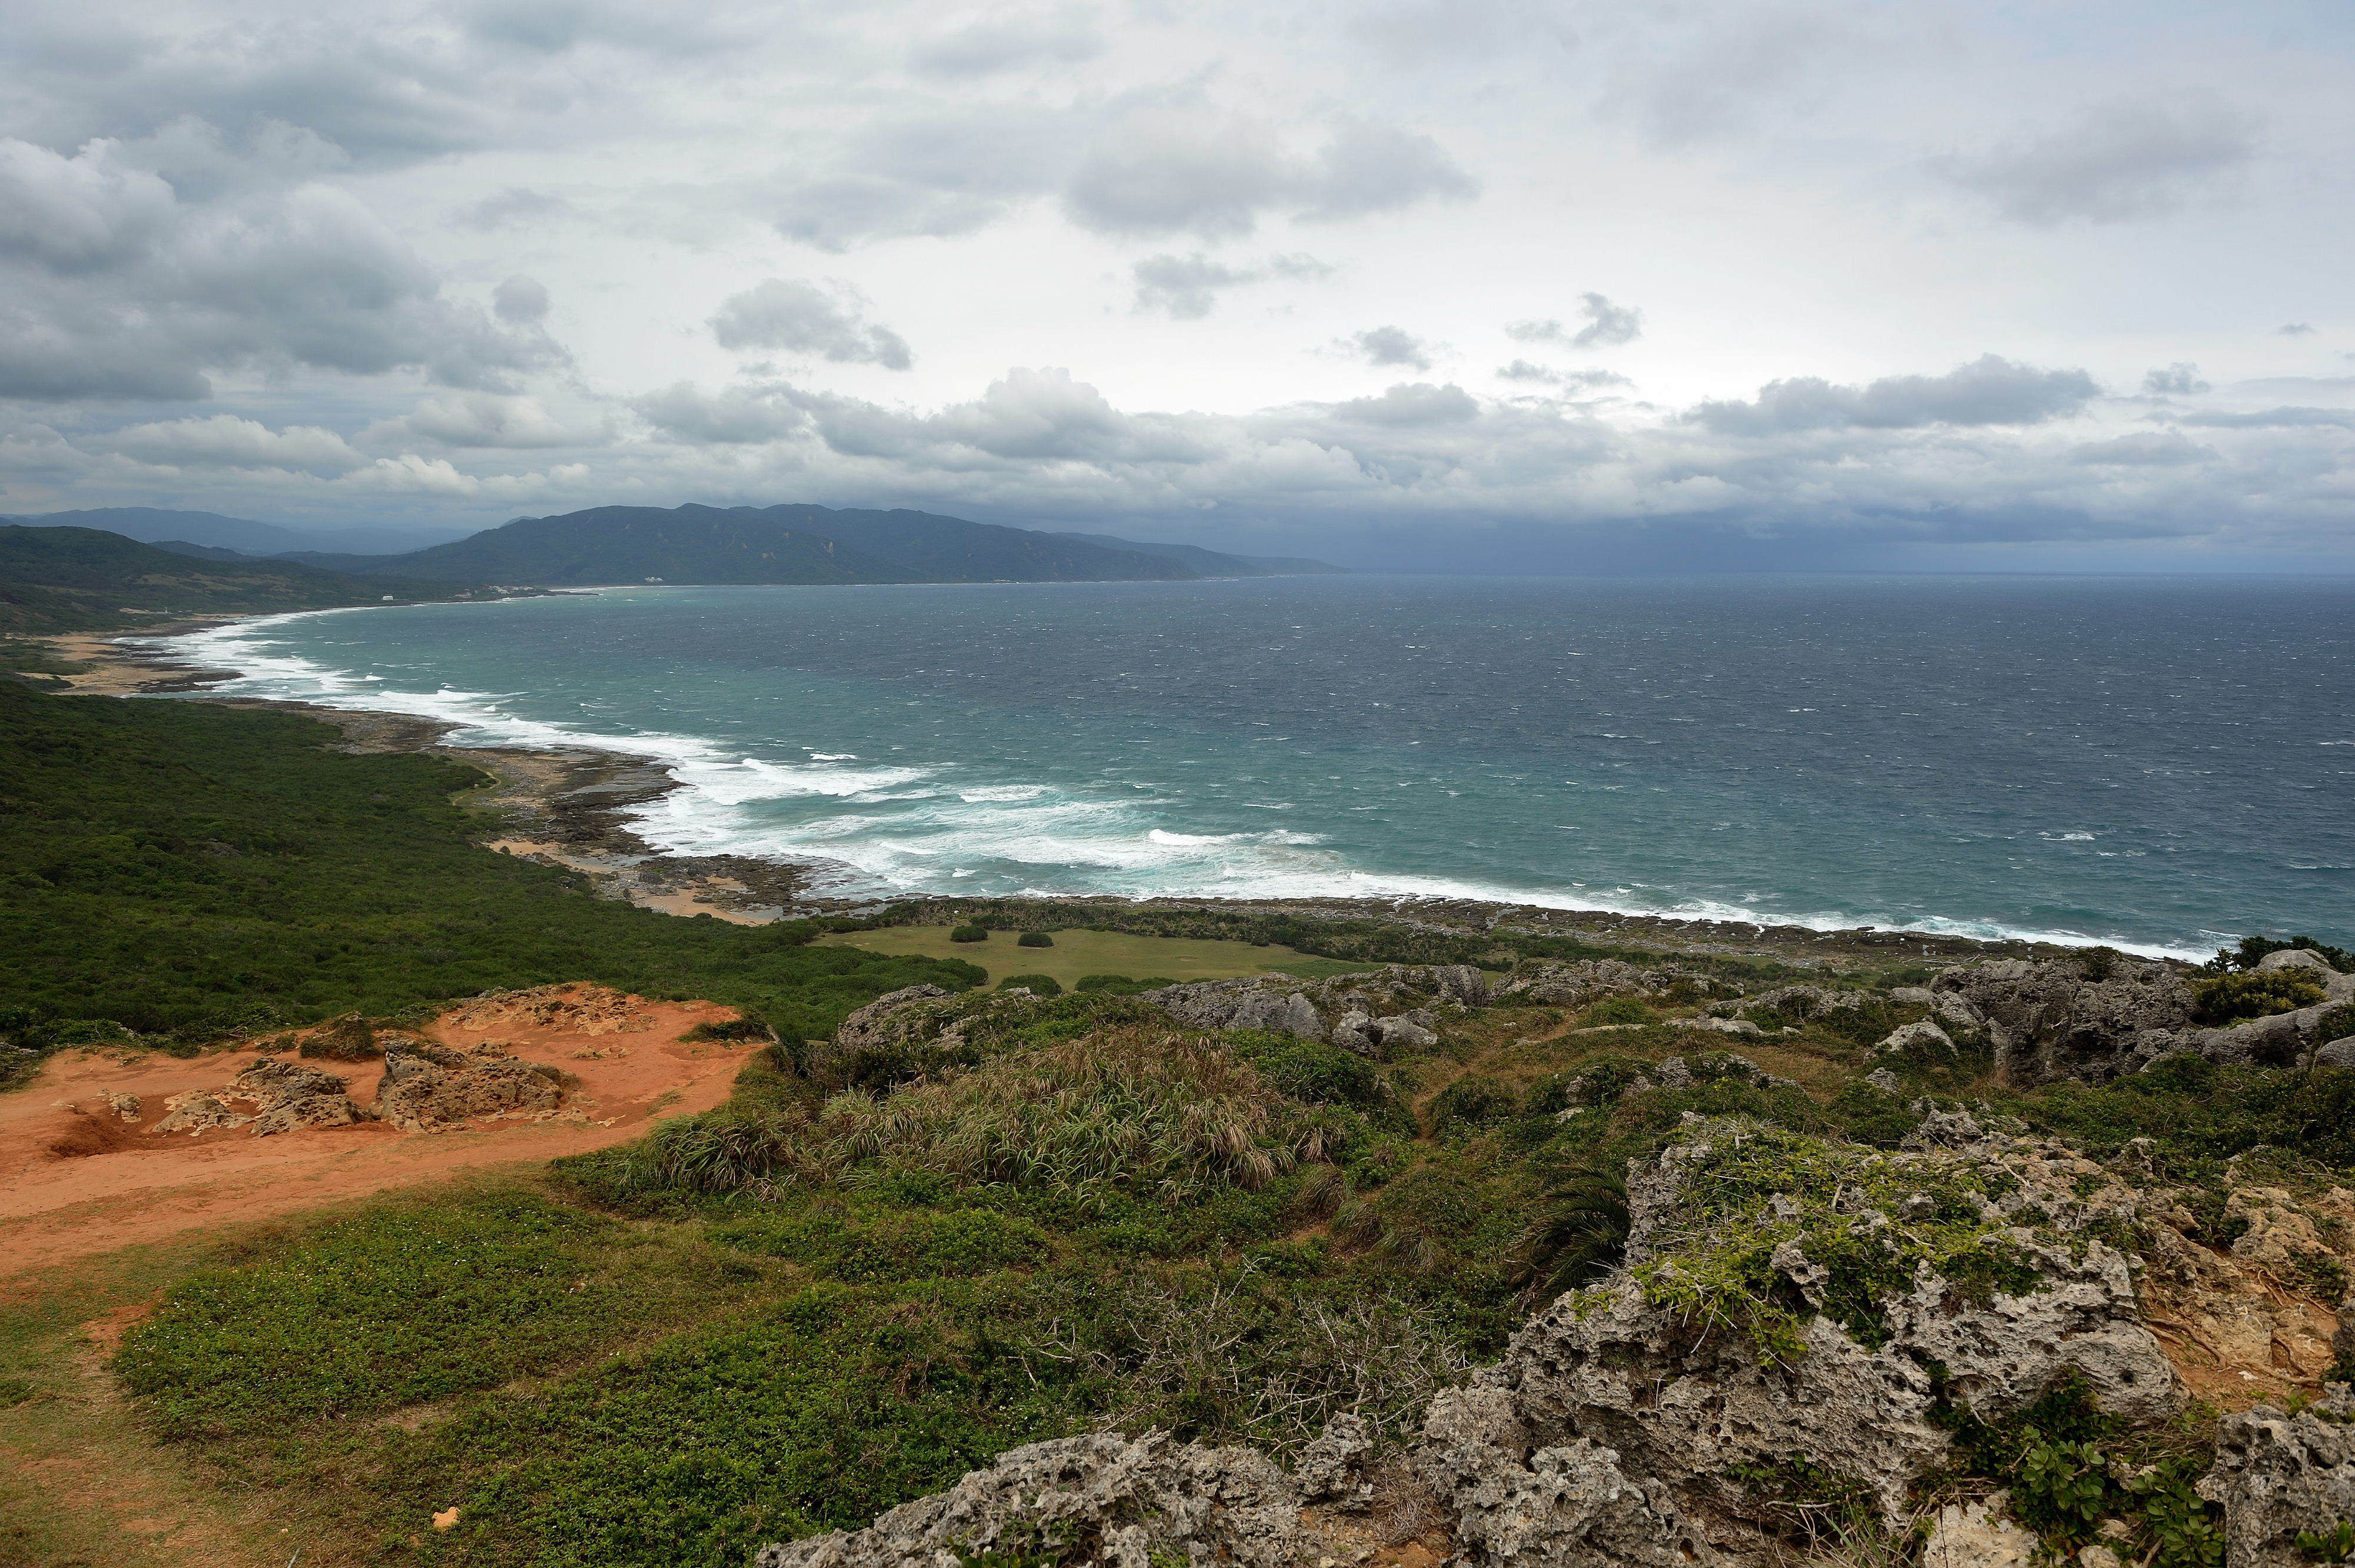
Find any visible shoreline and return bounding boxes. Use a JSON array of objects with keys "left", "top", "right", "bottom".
[{"left": 32, "top": 620, "right": 2204, "bottom": 970}]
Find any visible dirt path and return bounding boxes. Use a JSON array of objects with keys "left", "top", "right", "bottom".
[{"left": 0, "top": 986, "right": 758, "bottom": 1279}]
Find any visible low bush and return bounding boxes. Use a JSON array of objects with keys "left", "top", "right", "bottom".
[
  {"left": 1074, "top": 974, "right": 1179, "bottom": 994},
  {"left": 1016, "top": 931, "right": 1054, "bottom": 949},
  {"left": 2208, "top": 934, "right": 2353, "bottom": 973},
  {"left": 712, "top": 1204, "right": 1050, "bottom": 1281},
  {"left": 681, "top": 1013, "right": 775, "bottom": 1043},
  {"left": 950, "top": 924, "right": 990, "bottom": 943},
  {"left": 1430, "top": 1076, "right": 1520, "bottom": 1133},
  {"left": 296, "top": 1013, "right": 380, "bottom": 1060},
  {"left": 996, "top": 974, "right": 1063, "bottom": 996},
  {"left": 2191, "top": 969, "right": 2326, "bottom": 1025}
]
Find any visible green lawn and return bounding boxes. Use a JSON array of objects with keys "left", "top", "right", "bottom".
[{"left": 817, "top": 924, "right": 1379, "bottom": 990}]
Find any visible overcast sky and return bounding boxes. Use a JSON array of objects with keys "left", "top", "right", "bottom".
[{"left": 2, "top": 0, "right": 2351, "bottom": 566}]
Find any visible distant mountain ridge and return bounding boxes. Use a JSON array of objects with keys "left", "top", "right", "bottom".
[
  {"left": 1047, "top": 532, "right": 1346, "bottom": 578},
  {"left": 278, "top": 503, "right": 1342, "bottom": 586},
  {"left": 1, "top": 508, "right": 478, "bottom": 558},
  {"left": 0, "top": 525, "right": 484, "bottom": 637},
  {"left": 5, "top": 504, "right": 1346, "bottom": 588}
]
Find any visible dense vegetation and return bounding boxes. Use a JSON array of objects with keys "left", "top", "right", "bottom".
[
  {"left": 0, "top": 524, "right": 476, "bottom": 638},
  {"left": 0, "top": 681, "right": 977, "bottom": 1067}
]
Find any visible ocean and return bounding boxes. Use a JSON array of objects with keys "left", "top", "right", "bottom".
[{"left": 152, "top": 574, "right": 2355, "bottom": 957}]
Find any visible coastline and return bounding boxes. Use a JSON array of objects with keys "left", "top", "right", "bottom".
[{"left": 32, "top": 621, "right": 2200, "bottom": 971}]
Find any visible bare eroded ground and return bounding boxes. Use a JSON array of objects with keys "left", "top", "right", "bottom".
[{"left": 0, "top": 984, "right": 759, "bottom": 1279}]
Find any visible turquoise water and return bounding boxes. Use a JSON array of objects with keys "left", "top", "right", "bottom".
[{"left": 156, "top": 575, "right": 2355, "bottom": 955}]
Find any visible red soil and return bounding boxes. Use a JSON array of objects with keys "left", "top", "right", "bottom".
[{"left": 0, "top": 984, "right": 757, "bottom": 1279}]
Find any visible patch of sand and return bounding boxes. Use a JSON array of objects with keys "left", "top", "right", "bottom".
[
  {"left": 37, "top": 628, "right": 241, "bottom": 695},
  {"left": 0, "top": 985, "right": 759, "bottom": 1279}
]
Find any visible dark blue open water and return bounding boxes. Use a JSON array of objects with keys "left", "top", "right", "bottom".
[{"left": 157, "top": 575, "right": 2355, "bottom": 955}]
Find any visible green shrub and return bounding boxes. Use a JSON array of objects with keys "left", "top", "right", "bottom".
[
  {"left": 1514, "top": 1163, "right": 1630, "bottom": 1304},
  {"left": 1016, "top": 932, "right": 1054, "bottom": 949},
  {"left": 996, "top": 974, "right": 1062, "bottom": 996},
  {"left": 950, "top": 925, "right": 990, "bottom": 943},
  {"left": 2210, "top": 934, "right": 2353, "bottom": 973},
  {"left": 1226, "top": 1030, "right": 1384, "bottom": 1109},
  {"left": 711, "top": 1205, "right": 1049, "bottom": 1281},
  {"left": 1074, "top": 974, "right": 1178, "bottom": 994},
  {"left": 297, "top": 1013, "right": 380, "bottom": 1060},
  {"left": 1583, "top": 997, "right": 1653, "bottom": 1027},
  {"left": 1431, "top": 1077, "right": 1519, "bottom": 1132},
  {"left": 681, "top": 1013, "right": 775, "bottom": 1043},
  {"left": 2192, "top": 970, "right": 2326, "bottom": 1025}
]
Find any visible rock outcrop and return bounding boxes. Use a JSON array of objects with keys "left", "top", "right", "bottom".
[
  {"left": 230, "top": 1058, "right": 373, "bottom": 1135},
  {"left": 1147, "top": 980, "right": 1328, "bottom": 1042},
  {"left": 2197, "top": 1384, "right": 2355, "bottom": 1568},
  {"left": 376, "top": 1042, "right": 566, "bottom": 1131},
  {"left": 1411, "top": 1115, "right": 2178, "bottom": 1564},
  {"left": 755, "top": 1114, "right": 2195, "bottom": 1568},
  {"left": 754, "top": 1433, "right": 1309, "bottom": 1568},
  {"left": 1931, "top": 958, "right": 2194, "bottom": 1083},
  {"left": 149, "top": 1056, "right": 374, "bottom": 1136}
]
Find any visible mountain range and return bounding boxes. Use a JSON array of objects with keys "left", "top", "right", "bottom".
[
  {"left": 0, "top": 525, "right": 483, "bottom": 637},
  {"left": 1, "top": 505, "right": 1342, "bottom": 586}
]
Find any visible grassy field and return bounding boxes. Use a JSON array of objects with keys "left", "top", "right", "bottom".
[{"left": 817, "top": 924, "right": 1382, "bottom": 990}]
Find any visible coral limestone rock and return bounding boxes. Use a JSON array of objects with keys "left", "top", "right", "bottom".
[
  {"left": 2197, "top": 1385, "right": 2355, "bottom": 1568},
  {"left": 753, "top": 1433, "right": 1308, "bottom": 1568},
  {"left": 375, "top": 1043, "right": 564, "bottom": 1131}
]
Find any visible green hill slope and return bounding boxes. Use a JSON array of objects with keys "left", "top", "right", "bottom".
[
  {"left": 0, "top": 525, "right": 476, "bottom": 636},
  {"left": 0, "top": 680, "right": 976, "bottom": 1045}
]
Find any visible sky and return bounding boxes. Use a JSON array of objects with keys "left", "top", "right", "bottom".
[{"left": 2, "top": 0, "right": 2351, "bottom": 569}]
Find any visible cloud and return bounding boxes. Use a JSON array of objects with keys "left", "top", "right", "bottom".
[
  {"left": 1331, "top": 382, "right": 1478, "bottom": 426},
  {"left": 908, "top": 7, "right": 1104, "bottom": 76},
  {"left": 757, "top": 105, "right": 1080, "bottom": 248},
  {"left": 2173, "top": 406, "right": 2355, "bottom": 430},
  {"left": 361, "top": 392, "right": 595, "bottom": 448},
  {"left": 103, "top": 413, "right": 364, "bottom": 472},
  {"left": 1507, "top": 293, "right": 1644, "bottom": 350},
  {"left": 1064, "top": 107, "right": 1476, "bottom": 241},
  {"left": 450, "top": 186, "right": 570, "bottom": 231},
  {"left": 2142, "top": 362, "right": 2208, "bottom": 396},
  {"left": 493, "top": 275, "right": 549, "bottom": 324},
  {"left": 2276, "top": 322, "right": 2316, "bottom": 336},
  {"left": 1130, "top": 251, "right": 1333, "bottom": 319},
  {"left": 2068, "top": 432, "right": 2215, "bottom": 466},
  {"left": 1345, "top": 326, "right": 1433, "bottom": 371},
  {"left": 632, "top": 382, "right": 808, "bottom": 445},
  {"left": 1688, "top": 354, "right": 2100, "bottom": 434},
  {"left": 0, "top": 137, "right": 566, "bottom": 400},
  {"left": 1497, "top": 361, "right": 1632, "bottom": 390},
  {"left": 744, "top": 94, "right": 1473, "bottom": 251},
  {"left": 341, "top": 453, "right": 483, "bottom": 495},
  {"left": 1935, "top": 99, "right": 2258, "bottom": 226},
  {"left": 708, "top": 279, "right": 913, "bottom": 370}
]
